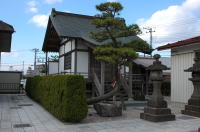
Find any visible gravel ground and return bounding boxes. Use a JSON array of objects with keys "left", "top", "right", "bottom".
[{"left": 81, "top": 96, "right": 186, "bottom": 124}]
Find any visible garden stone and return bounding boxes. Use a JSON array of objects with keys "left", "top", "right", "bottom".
[{"left": 94, "top": 102, "right": 122, "bottom": 117}]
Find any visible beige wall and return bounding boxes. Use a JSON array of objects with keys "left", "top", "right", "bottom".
[{"left": 171, "top": 52, "right": 194, "bottom": 103}]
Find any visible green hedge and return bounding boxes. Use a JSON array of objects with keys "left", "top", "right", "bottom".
[{"left": 26, "top": 75, "right": 88, "bottom": 122}]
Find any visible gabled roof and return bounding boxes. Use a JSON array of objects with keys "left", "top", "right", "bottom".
[
  {"left": 0, "top": 21, "right": 14, "bottom": 33},
  {"left": 42, "top": 9, "right": 141, "bottom": 52},
  {"left": 0, "top": 21, "right": 14, "bottom": 52},
  {"left": 157, "top": 36, "right": 200, "bottom": 51}
]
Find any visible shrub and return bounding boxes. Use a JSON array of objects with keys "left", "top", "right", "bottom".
[{"left": 26, "top": 75, "right": 88, "bottom": 122}]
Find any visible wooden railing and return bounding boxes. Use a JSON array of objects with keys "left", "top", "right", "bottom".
[{"left": 121, "top": 73, "right": 145, "bottom": 81}]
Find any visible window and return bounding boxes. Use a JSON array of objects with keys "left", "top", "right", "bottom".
[{"left": 64, "top": 54, "right": 71, "bottom": 70}]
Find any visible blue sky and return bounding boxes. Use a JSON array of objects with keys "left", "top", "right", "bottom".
[{"left": 1, "top": 0, "right": 200, "bottom": 71}]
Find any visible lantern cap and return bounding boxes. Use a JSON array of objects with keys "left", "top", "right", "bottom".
[{"left": 147, "top": 54, "right": 169, "bottom": 71}]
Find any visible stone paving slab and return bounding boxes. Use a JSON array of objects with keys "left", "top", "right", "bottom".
[{"left": 0, "top": 94, "right": 199, "bottom": 132}]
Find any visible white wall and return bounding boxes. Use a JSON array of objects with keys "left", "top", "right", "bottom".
[
  {"left": 58, "top": 39, "right": 89, "bottom": 77},
  {"left": 59, "top": 57, "right": 64, "bottom": 73},
  {"left": 77, "top": 52, "right": 89, "bottom": 73},
  {"left": 171, "top": 52, "right": 194, "bottom": 103},
  {"left": 48, "top": 62, "right": 58, "bottom": 75}
]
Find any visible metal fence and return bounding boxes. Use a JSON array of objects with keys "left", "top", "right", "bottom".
[{"left": 0, "top": 83, "right": 22, "bottom": 94}]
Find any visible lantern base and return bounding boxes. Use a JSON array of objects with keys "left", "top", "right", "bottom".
[
  {"left": 140, "top": 107, "right": 175, "bottom": 122},
  {"left": 182, "top": 95, "right": 200, "bottom": 118},
  {"left": 181, "top": 105, "right": 200, "bottom": 118}
]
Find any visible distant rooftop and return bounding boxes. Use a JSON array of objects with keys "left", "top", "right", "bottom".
[
  {"left": 0, "top": 21, "right": 14, "bottom": 32},
  {"left": 157, "top": 36, "right": 200, "bottom": 51},
  {"left": 133, "top": 57, "right": 171, "bottom": 73},
  {"left": 0, "top": 21, "right": 14, "bottom": 52}
]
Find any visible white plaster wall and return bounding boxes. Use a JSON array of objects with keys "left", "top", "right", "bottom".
[
  {"left": 59, "top": 45, "right": 64, "bottom": 55},
  {"left": 48, "top": 62, "right": 58, "bottom": 75},
  {"left": 64, "top": 41, "right": 71, "bottom": 53},
  {"left": 77, "top": 52, "right": 89, "bottom": 74},
  {"left": 171, "top": 52, "right": 194, "bottom": 103},
  {"left": 59, "top": 57, "right": 64, "bottom": 73},
  {"left": 71, "top": 52, "right": 75, "bottom": 73},
  {"left": 71, "top": 40, "right": 75, "bottom": 50}
]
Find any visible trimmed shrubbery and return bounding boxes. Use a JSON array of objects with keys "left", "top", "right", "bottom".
[{"left": 26, "top": 75, "right": 88, "bottom": 122}]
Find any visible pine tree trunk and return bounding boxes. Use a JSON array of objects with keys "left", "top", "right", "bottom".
[{"left": 87, "top": 64, "right": 120, "bottom": 105}]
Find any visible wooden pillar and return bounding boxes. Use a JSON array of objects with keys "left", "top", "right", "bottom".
[
  {"left": 128, "top": 64, "right": 133, "bottom": 99},
  {"left": 74, "top": 39, "right": 77, "bottom": 74},
  {"left": 145, "top": 71, "right": 149, "bottom": 95},
  {"left": 45, "top": 52, "right": 48, "bottom": 75},
  {"left": 0, "top": 52, "right": 1, "bottom": 70},
  {"left": 101, "top": 61, "right": 105, "bottom": 95}
]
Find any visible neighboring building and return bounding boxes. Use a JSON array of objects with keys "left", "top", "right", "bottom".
[
  {"left": 26, "top": 67, "right": 34, "bottom": 77},
  {"left": 0, "top": 21, "right": 14, "bottom": 70},
  {"left": 126, "top": 57, "right": 171, "bottom": 97},
  {"left": 34, "top": 64, "right": 45, "bottom": 76},
  {"left": 0, "top": 71, "right": 22, "bottom": 93},
  {"left": 157, "top": 36, "right": 200, "bottom": 103}
]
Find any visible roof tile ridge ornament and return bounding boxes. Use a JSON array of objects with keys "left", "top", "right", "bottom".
[{"left": 51, "top": 8, "right": 57, "bottom": 17}]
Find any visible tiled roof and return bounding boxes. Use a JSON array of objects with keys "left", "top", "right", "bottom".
[
  {"left": 157, "top": 36, "right": 200, "bottom": 51},
  {"left": 0, "top": 21, "right": 14, "bottom": 32},
  {"left": 133, "top": 57, "right": 171, "bottom": 69},
  {"left": 49, "top": 9, "right": 141, "bottom": 46}
]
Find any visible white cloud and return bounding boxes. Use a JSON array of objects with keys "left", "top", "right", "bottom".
[
  {"left": 44, "top": 0, "right": 63, "bottom": 4},
  {"left": 28, "top": 7, "right": 38, "bottom": 13},
  {"left": 107, "top": 0, "right": 117, "bottom": 2},
  {"left": 1, "top": 51, "right": 20, "bottom": 58},
  {"left": 27, "top": 0, "right": 38, "bottom": 7},
  {"left": 29, "top": 14, "right": 49, "bottom": 27},
  {"left": 27, "top": 0, "right": 39, "bottom": 13},
  {"left": 137, "top": 0, "right": 200, "bottom": 49}
]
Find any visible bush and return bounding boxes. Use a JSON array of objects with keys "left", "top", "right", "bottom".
[{"left": 26, "top": 75, "right": 88, "bottom": 122}]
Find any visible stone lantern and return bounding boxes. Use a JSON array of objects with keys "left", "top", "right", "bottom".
[
  {"left": 140, "top": 54, "right": 175, "bottom": 122},
  {"left": 182, "top": 49, "right": 200, "bottom": 117}
]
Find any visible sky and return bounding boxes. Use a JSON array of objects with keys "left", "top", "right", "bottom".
[{"left": 0, "top": 0, "right": 200, "bottom": 72}]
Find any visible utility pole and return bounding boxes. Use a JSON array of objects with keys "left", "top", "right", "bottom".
[
  {"left": 32, "top": 48, "right": 39, "bottom": 71},
  {"left": 144, "top": 27, "right": 155, "bottom": 57},
  {"left": 22, "top": 61, "right": 24, "bottom": 74}
]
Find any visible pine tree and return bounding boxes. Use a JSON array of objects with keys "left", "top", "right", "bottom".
[{"left": 88, "top": 2, "right": 152, "bottom": 104}]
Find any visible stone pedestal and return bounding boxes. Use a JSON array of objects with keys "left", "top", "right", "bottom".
[
  {"left": 140, "top": 107, "right": 175, "bottom": 122},
  {"left": 140, "top": 54, "right": 175, "bottom": 122}
]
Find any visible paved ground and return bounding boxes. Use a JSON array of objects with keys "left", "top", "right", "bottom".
[{"left": 0, "top": 94, "right": 199, "bottom": 132}]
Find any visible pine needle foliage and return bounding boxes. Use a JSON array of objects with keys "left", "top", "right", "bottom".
[{"left": 91, "top": 2, "right": 152, "bottom": 65}]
